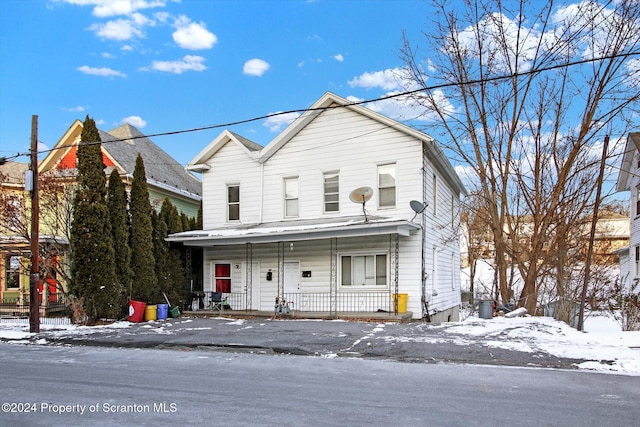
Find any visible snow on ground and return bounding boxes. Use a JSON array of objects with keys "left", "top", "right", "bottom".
[{"left": 1, "top": 313, "right": 638, "bottom": 375}]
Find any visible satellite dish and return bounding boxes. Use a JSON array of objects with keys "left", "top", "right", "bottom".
[
  {"left": 349, "top": 186, "right": 373, "bottom": 222},
  {"left": 410, "top": 200, "right": 428, "bottom": 222},
  {"left": 410, "top": 200, "right": 427, "bottom": 214},
  {"left": 349, "top": 186, "right": 373, "bottom": 204}
]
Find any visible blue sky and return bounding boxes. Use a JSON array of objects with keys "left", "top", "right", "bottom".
[{"left": 0, "top": 0, "right": 432, "bottom": 166}]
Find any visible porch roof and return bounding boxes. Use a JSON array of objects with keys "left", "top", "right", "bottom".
[{"left": 166, "top": 216, "right": 421, "bottom": 246}]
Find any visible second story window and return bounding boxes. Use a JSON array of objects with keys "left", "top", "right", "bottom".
[
  {"left": 433, "top": 173, "right": 438, "bottom": 216},
  {"left": 324, "top": 172, "right": 339, "bottom": 213},
  {"left": 378, "top": 164, "right": 396, "bottom": 208},
  {"left": 227, "top": 184, "right": 240, "bottom": 221},
  {"left": 284, "top": 177, "right": 299, "bottom": 218},
  {"left": 636, "top": 186, "right": 640, "bottom": 217}
]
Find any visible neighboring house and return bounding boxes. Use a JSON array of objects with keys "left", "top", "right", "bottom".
[
  {"left": 39, "top": 120, "right": 202, "bottom": 218},
  {"left": 0, "top": 121, "right": 202, "bottom": 304},
  {"left": 168, "top": 92, "right": 467, "bottom": 321},
  {"left": 616, "top": 132, "right": 640, "bottom": 294}
]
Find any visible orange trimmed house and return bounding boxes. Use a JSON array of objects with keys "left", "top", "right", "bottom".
[{"left": 0, "top": 120, "right": 201, "bottom": 305}]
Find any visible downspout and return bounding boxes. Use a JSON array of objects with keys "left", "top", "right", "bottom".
[{"left": 421, "top": 142, "right": 429, "bottom": 320}]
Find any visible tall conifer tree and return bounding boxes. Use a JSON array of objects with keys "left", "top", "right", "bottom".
[
  {"left": 69, "top": 116, "right": 116, "bottom": 320},
  {"left": 129, "top": 154, "right": 157, "bottom": 302},
  {"left": 107, "top": 169, "right": 132, "bottom": 307}
]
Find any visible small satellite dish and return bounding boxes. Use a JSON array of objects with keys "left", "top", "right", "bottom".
[
  {"left": 349, "top": 186, "right": 373, "bottom": 222},
  {"left": 349, "top": 186, "right": 373, "bottom": 204},
  {"left": 410, "top": 200, "right": 427, "bottom": 214},
  {"left": 410, "top": 200, "right": 428, "bottom": 222}
]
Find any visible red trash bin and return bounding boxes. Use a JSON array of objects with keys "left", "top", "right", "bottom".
[{"left": 128, "top": 300, "right": 147, "bottom": 323}]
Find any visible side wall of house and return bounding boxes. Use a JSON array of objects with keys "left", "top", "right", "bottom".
[{"left": 422, "top": 145, "right": 462, "bottom": 320}]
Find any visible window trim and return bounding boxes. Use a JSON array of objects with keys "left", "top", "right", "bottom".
[
  {"left": 4, "top": 254, "right": 21, "bottom": 290},
  {"left": 433, "top": 173, "right": 438, "bottom": 216},
  {"left": 323, "top": 171, "right": 340, "bottom": 214},
  {"left": 227, "top": 184, "right": 240, "bottom": 222},
  {"left": 377, "top": 163, "right": 396, "bottom": 209},
  {"left": 338, "top": 251, "right": 389, "bottom": 289},
  {"left": 284, "top": 177, "right": 299, "bottom": 218}
]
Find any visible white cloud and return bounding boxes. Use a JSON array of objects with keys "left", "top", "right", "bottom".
[
  {"left": 243, "top": 58, "right": 270, "bottom": 76},
  {"left": 61, "top": 0, "right": 167, "bottom": 18},
  {"left": 263, "top": 112, "right": 301, "bottom": 132},
  {"left": 121, "top": 44, "right": 134, "bottom": 51},
  {"left": 63, "top": 106, "right": 87, "bottom": 112},
  {"left": 334, "top": 54, "right": 344, "bottom": 62},
  {"left": 172, "top": 18, "right": 217, "bottom": 50},
  {"left": 89, "top": 18, "right": 144, "bottom": 40},
  {"left": 348, "top": 68, "right": 406, "bottom": 91},
  {"left": 141, "top": 55, "right": 207, "bottom": 74},
  {"left": 77, "top": 65, "right": 127, "bottom": 77},
  {"left": 120, "top": 115, "right": 147, "bottom": 128},
  {"left": 95, "top": 119, "right": 105, "bottom": 125},
  {"left": 102, "top": 52, "right": 115, "bottom": 59}
]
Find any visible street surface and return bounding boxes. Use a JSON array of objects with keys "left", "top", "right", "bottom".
[{"left": 1, "top": 343, "right": 638, "bottom": 427}]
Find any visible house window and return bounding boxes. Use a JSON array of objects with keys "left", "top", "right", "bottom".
[
  {"left": 378, "top": 164, "right": 396, "bottom": 208},
  {"left": 340, "top": 254, "right": 387, "bottom": 287},
  {"left": 4, "top": 255, "right": 20, "bottom": 289},
  {"left": 636, "top": 187, "right": 640, "bottom": 217},
  {"left": 214, "top": 262, "right": 231, "bottom": 293},
  {"left": 451, "top": 252, "right": 456, "bottom": 290},
  {"left": 324, "top": 172, "right": 339, "bottom": 213},
  {"left": 451, "top": 195, "right": 455, "bottom": 227},
  {"left": 227, "top": 185, "right": 240, "bottom": 221},
  {"left": 284, "top": 177, "right": 299, "bottom": 218},
  {"left": 635, "top": 247, "right": 640, "bottom": 277},
  {"left": 433, "top": 174, "right": 438, "bottom": 216}
]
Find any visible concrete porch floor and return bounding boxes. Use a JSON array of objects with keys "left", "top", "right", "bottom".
[{"left": 183, "top": 309, "right": 415, "bottom": 323}]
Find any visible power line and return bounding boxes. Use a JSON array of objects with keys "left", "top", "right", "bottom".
[{"left": 3, "top": 49, "right": 639, "bottom": 163}]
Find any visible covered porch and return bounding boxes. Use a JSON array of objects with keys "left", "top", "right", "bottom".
[{"left": 167, "top": 216, "right": 422, "bottom": 319}]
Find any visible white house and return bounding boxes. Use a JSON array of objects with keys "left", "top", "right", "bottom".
[
  {"left": 616, "top": 132, "right": 640, "bottom": 295},
  {"left": 168, "top": 92, "right": 467, "bottom": 321}
]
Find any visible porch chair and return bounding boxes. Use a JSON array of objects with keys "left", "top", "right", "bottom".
[{"left": 209, "top": 292, "right": 225, "bottom": 312}]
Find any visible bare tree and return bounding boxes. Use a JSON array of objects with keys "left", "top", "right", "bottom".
[{"left": 400, "top": 0, "right": 640, "bottom": 314}]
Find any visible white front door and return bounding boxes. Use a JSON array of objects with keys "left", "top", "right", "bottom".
[
  {"left": 242, "top": 261, "right": 261, "bottom": 310},
  {"left": 284, "top": 261, "right": 299, "bottom": 295}
]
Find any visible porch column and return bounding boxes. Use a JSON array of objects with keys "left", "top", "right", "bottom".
[
  {"left": 245, "top": 242, "right": 252, "bottom": 311},
  {"left": 277, "top": 241, "right": 285, "bottom": 301},
  {"left": 330, "top": 238, "right": 337, "bottom": 316},
  {"left": 391, "top": 234, "right": 399, "bottom": 314}
]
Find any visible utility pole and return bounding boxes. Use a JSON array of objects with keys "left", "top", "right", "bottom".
[{"left": 29, "top": 115, "right": 40, "bottom": 333}]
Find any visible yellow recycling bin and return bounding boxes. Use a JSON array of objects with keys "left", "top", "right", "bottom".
[
  {"left": 144, "top": 304, "right": 157, "bottom": 321},
  {"left": 392, "top": 293, "right": 408, "bottom": 313}
]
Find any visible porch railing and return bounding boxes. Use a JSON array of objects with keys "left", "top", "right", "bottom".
[
  {"left": 284, "top": 291, "right": 392, "bottom": 312},
  {"left": 200, "top": 291, "right": 392, "bottom": 313}
]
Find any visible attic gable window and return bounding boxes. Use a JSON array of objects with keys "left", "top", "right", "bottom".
[
  {"left": 227, "top": 184, "right": 240, "bottom": 221},
  {"left": 378, "top": 163, "right": 396, "bottom": 208},
  {"left": 284, "top": 177, "right": 299, "bottom": 218}
]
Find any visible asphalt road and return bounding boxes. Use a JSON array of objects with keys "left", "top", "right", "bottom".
[
  {"left": 1, "top": 343, "right": 638, "bottom": 427},
  {"left": 38, "top": 316, "right": 591, "bottom": 370}
]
